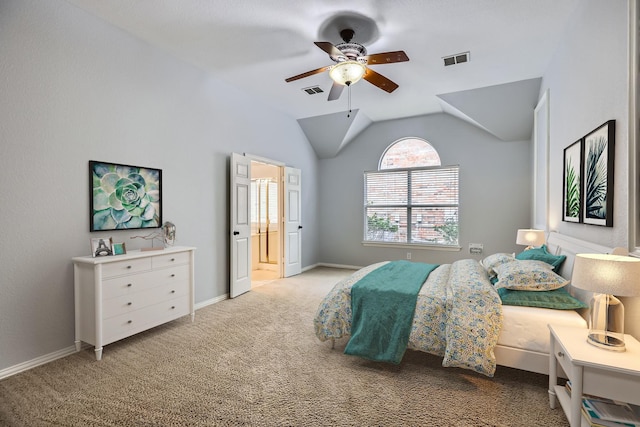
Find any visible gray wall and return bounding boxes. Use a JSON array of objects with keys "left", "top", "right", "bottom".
[
  {"left": 537, "top": 0, "right": 638, "bottom": 337},
  {"left": 542, "top": 0, "right": 629, "bottom": 248},
  {"left": 318, "top": 113, "right": 532, "bottom": 267},
  {"left": 0, "top": 0, "right": 319, "bottom": 371}
]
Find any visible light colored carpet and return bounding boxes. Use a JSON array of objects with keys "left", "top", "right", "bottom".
[{"left": 0, "top": 267, "right": 569, "bottom": 426}]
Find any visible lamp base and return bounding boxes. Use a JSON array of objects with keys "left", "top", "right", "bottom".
[{"left": 587, "top": 332, "right": 626, "bottom": 352}]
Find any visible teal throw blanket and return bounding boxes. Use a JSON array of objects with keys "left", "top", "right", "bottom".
[{"left": 344, "top": 260, "right": 438, "bottom": 364}]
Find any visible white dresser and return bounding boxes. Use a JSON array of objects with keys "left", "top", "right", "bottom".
[{"left": 72, "top": 246, "right": 196, "bottom": 360}]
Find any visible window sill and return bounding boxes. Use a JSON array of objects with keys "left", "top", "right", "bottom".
[{"left": 361, "top": 241, "right": 462, "bottom": 251}]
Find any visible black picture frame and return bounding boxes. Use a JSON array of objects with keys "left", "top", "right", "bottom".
[
  {"left": 89, "top": 160, "right": 162, "bottom": 231},
  {"left": 562, "top": 139, "right": 583, "bottom": 223},
  {"left": 582, "top": 120, "right": 615, "bottom": 227}
]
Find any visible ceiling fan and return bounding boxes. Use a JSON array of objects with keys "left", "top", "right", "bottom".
[{"left": 285, "top": 29, "right": 409, "bottom": 101}]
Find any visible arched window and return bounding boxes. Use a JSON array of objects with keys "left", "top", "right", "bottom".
[
  {"left": 379, "top": 138, "right": 441, "bottom": 169},
  {"left": 364, "top": 138, "right": 459, "bottom": 247}
]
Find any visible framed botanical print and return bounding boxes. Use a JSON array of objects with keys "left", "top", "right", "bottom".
[
  {"left": 582, "top": 120, "right": 615, "bottom": 226},
  {"left": 562, "top": 139, "right": 582, "bottom": 223}
]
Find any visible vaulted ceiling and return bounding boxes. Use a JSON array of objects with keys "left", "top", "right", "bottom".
[{"left": 63, "top": 0, "right": 579, "bottom": 157}]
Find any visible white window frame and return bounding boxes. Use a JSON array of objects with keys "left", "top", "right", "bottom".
[{"left": 362, "top": 164, "right": 460, "bottom": 250}]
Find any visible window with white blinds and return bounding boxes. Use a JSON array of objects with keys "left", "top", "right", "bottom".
[{"left": 364, "top": 165, "right": 459, "bottom": 246}]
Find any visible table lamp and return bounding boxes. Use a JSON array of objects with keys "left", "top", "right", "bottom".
[
  {"left": 571, "top": 253, "right": 640, "bottom": 351},
  {"left": 516, "top": 229, "right": 545, "bottom": 250}
]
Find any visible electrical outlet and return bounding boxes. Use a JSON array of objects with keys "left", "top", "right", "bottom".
[
  {"left": 469, "top": 243, "right": 483, "bottom": 254},
  {"left": 406, "top": 252, "right": 412, "bottom": 260}
]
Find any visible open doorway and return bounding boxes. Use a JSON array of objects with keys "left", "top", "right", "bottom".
[
  {"left": 250, "top": 160, "right": 282, "bottom": 286},
  {"left": 230, "top": 153, "right": 301, "bottom": 298}
]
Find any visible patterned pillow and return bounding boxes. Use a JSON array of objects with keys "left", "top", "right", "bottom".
[
  {"left": 480, "top": 253, "right": 515, "bottom": 277},
  {"left": 515, "top": 244, "right": 566, "bottom": 271},
  {"left": 493, "top": 260, "right": 569, "bottom": 291}
]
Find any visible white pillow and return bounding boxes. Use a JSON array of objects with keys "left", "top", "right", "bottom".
[{"left": 493, "top": 260, "right": 569, "bottom": 291}]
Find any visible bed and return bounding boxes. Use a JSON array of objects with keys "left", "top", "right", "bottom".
[{"left": 313, "top": 232, "right": 612, "bottom": 377}]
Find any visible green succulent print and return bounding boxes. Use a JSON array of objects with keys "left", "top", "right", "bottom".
[{"left": 91, "top": 162, "right": 160, "bottom": 230}]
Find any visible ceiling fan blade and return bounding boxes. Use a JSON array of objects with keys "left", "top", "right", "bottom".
[
  {"left": 314, "top": 42, "right": 346, "bottom": 60},
  {"left": 363, "top": 51, "right": 410, "bottom": 65},
  {"left": 285, "top": 65, "right": 331, "bottom": 83},
  {"left": 327, "top": 82, "right": 345, "bottom": 101},
  {"left": 363, "top": 68, "right": 399, "bottom": 93}
]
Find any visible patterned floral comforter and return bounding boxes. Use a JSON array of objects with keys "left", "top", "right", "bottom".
[{"left": 313, "top": 259, "right": 503, "bottom": 376}]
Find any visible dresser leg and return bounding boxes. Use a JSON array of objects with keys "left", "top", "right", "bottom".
[
  {"left": 75, "top": 340, "right": 81, "bottom": 352},
  {"left": 94, "top": 347, "right": 103, "bottom": 361}
]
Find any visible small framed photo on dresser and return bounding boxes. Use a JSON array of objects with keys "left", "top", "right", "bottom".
[
  {"left": 91, "top": 237, "right": 113, "bottom": 257},
  {"left": 112, "top": 242, "right": 127, "bottom": 255}
]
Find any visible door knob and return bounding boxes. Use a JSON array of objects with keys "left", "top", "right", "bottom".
[
  {"left": 233, "top": 231, "right": 240, "bottom": 235},
  {"left": 298, "top": 225, "right": 303, "bottom": 229}
]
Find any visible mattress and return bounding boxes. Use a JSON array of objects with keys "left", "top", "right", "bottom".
[{"left": 497, "top": 305, "right": 587, "bottom": 353}]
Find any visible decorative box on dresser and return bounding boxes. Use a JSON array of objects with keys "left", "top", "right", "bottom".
[
  {"left": 73, "top": 246, "right": 196, "bottom": 360},
  {"left": 548, "top": 324, "right": 640, "bottom": 427}
]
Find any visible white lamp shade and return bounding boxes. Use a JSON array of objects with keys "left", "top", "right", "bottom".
[
  {"left": 329, "top": 61, "right": 366, "bottom": 86},
  {"left": 572, "top": 254, "right": 640, "bottom": 296},
  {"left": 515, "top": 229, "right": 545, "bottom": 247}
]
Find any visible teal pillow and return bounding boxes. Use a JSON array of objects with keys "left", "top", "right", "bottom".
[
  {"left": 515, "top": 244, "right": 566, "bottom": 270},
  {"left": 497, "top": 287, "right": 588, "bottom": 310}
]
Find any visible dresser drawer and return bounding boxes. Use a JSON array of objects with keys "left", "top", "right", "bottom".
[
  {"left": 102, "top": 265, "right": 190, "bottom": 300},
  {"left": 102, "top": 258, "right": 152, "bottom": 278},
  {"left": 103, "top": 281, "right": 190, "bottom": 319},
  {"left": 152, "top": 251, "right": 190, "bottom": 269},
  {"left": 103, "top": 296, "right": 190, "bottom": 345}
]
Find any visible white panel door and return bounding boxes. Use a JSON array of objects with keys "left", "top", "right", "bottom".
[
  {"left": 284, "top": 166, "right": 302, "bottom": 277},
  {"left": 230, "top": 153, "right": 251, "bottom": 298}
]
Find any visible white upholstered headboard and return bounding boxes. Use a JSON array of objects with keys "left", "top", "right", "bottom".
[
  {"left": 546, "top": 232, "right": 640, "bottom": 340},
  {"left": 546, "top": 231, "right": 612, "bottom": 288}
]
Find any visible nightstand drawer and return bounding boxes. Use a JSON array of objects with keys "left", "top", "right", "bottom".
[{"left": 552, "top": 338, "right": 572, "bottom": 377}]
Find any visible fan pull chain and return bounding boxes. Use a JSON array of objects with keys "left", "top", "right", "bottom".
[{"left": 347, "top": 83, "right": 352, "bottom": 118}]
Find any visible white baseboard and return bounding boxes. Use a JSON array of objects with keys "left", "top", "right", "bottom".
[
  {"left": 194, "top": 293, "right": 227, "bottom": 310},
  {"left": 0, "top": 345, "right": 79, "bottom": 380},
  {"left": 316, "top": 262, "right": 362, "bottom": 270}
]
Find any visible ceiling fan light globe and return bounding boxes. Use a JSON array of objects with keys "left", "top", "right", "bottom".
[{"left": 329, "top": 61, "right": 366, "bottom": 86}]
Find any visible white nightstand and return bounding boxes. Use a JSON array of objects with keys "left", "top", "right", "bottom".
[{"left": 548, "top": 324, "right": 640, "bottom": 427}]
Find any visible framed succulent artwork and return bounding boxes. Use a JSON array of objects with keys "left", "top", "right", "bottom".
[
  {"left": 562, "top": 139, "right": 582, "bottom": 223},
  {"left": 582, "top": 120, "right": 615, "bottom": 226},
  {"left": 89, "top": 161, "right": 162, "bottom": 231}
]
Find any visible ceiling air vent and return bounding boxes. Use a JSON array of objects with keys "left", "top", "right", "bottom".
[
  {"left": 302, "top": 86, "right": 324, "bottom": 95},
  {"left": 443, "top": 51, "right": 470, "bottom": 67}
]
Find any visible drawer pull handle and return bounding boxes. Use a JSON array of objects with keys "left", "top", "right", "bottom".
[
  {"left": 127, "top": 265, "right": 132, "bottom": 269},
  {"left": 557, "top": 351, "right": 564, "bottom": 358},
  {"left": 171, "top": 290, "right": 176, "bottom": 294},
  {"left": 127, "top": 283, "right": 132, "bottom": 287},
  {"left": 171, "top": 258, "right": 175, "bottom": 262},
  {"left": 127, "top": 320, "right": 132, "bottom": 324},
  {"left": 127, "top": 302, "right": 132, "bottom": 306},
  {"left": 171, "top": 274, "right": 175, "bottom": 277},
  {"left": 171, "top": 306, "right": 176, "bottom": 309}
]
